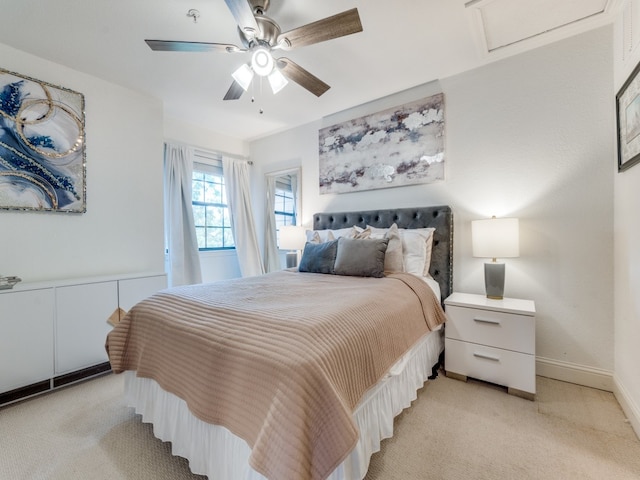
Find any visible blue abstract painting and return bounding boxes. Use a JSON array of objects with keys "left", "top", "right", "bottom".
[
  {"left": 319, "top": 93, "right": 444, "bottom": 194},
  {"left": 0, "top": 68, "right": 85, "bottom": 212}
]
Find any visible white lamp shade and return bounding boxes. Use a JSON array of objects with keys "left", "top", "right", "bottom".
[
  {"left": 279, "top": 225, "right": 306, "bottom": 251},
  {"left": 472, "top": 217, "right": 519, "bottom": 259},
  {"left": 268, "top": 68, "right": 288, "bottom": 94},
  {"left": 231, "top": 63, "right": 254, "bottom": 91}
]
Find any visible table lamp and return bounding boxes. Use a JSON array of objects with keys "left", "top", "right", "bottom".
[
  {"left": 471, "top": 216, "right": 519, "bottom": 299},
  {"left": 279, "top": 225, "right": 306, "bottom": 268}
]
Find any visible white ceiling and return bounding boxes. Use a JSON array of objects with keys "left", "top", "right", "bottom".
[{"left": 0, "top": 0, "right": 620, "bottom": 141}]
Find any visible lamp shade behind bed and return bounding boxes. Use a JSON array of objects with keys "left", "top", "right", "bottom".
[{"left": 279, "top": 225, "right": 306, "bottom": 268}]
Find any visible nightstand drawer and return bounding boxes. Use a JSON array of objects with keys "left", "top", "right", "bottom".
[
  {"left": 445, "top": 305, "right": 535, "bottom": 354},
  {"left": 445, "top": 338, "right": 536, "bottom": 394}
]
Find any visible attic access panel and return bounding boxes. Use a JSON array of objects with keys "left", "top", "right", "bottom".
[{"left": 466, "top": 0, "right": 611, "bottom": 53}]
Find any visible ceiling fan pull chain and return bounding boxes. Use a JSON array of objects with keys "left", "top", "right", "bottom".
[{"left": 258, "top": 77, "right": 264, "bottom": 114}]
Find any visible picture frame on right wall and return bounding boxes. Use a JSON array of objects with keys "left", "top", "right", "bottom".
[{"left": 616, "top": 60, "right": 640, "bottom": 172}]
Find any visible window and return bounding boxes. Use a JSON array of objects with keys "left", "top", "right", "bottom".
[
  {"left": 274, "top": 175, "right": 297, "bottom": 244},
  {"left": 192, "top": 154, "right": 235, "bottom": 250}
]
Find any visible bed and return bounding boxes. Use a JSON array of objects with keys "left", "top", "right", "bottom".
[{"left": 106, "top": 205, "right": 453, "bottom": 480}]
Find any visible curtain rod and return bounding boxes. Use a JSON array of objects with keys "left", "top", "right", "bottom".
[{"left": 165, "top": 139, "right": 252, "bottom": 164}]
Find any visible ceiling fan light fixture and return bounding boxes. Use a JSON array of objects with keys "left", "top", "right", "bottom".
[
  {"left": 232, "top": 63, "right": 254, "bottom": 91},
  {"left": 147, "top": 3, "right": 363, "bottom": 101},
  {"left": 251, "top": 47, "right": 274, "bottom": 76},
  {"left": 268, "top": 68, "right": 288, "bottom": 94}
]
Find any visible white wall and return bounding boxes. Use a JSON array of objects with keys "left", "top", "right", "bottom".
[
  {"left": 0, "top": 43, "right": 165, "bottom": 282},
  {"left": 251, "top": 27, "right": 615, "bottom": 389},
  {"left": 613, "top": 0, "right": 640, "bottom": 437},
  {"left": 443, "top": 27, "right": 614, "bottom": 390},
  {"left": 164, "top": 116, "right": 247, "bottom": 157}
]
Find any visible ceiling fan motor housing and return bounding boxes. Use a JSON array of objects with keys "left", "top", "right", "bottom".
[
  {"left": 255, "top": 15, "right": 280, "bottom": 45},
  {"left": 248, "top": 0, "right": 270, "bottom": 14},
  {"left": 239, "top": 11, "right": 280, "bottom": 47}
]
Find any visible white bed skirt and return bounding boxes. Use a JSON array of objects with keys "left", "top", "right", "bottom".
[{"left": 124, "top": 326, "right": 444, "bottom": 480}]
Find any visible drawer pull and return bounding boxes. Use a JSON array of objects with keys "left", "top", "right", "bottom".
[
  {"left": 474, "top": 317, "right": 501, "bottom": 325},
  {"left": 473, "top": 352, "right": 500, "bottom": 362}
]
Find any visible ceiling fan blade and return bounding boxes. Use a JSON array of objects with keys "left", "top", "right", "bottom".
[
  {"left": 224, "top": 80, "right": 245, "bottom": 101},
  {"left": 277, "top": 8, "right": 362, "bottom": 49},
  {"left": 145, "top": 40, "right": 242, "bottom": 53},
  {"left": 277, "top": 58, "right": 330, "bottom": 97},
  {"left": 224, "top": 0, "right": 260, "bottom": 37}
]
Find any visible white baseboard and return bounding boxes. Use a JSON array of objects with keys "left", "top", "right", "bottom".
[
  {"left": 535, "top": 357, "right": 614, "bottom": 392},
  {"left": 613, "top": 374, "right": 640, "bottom": 440}
]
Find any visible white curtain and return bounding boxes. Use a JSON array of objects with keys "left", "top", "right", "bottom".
[
  {"left": 290, "top": 173, "right": 299, "bottom": 225},
  {"left": 223, "top": 157, "right": 265, "bottom": 277},
  {"left": 264, "top": 175, "right": 280, "bottom": 273},
  {"left": 164, "top": 143, "right": 202, "bottom": 287}
]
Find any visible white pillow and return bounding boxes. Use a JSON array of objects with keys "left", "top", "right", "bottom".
[
  {"left": 366, "top": 225, "right": 386, "bottom": 235},
  {"left": 353, "top": 226, "right": 371, "bottom": 239},
  {"left": 368, "top": 223, "right": 404, "bottom": 274},
  {"left": 421, "top": 228, "right": 436, "bottom": 276},
  {"left": 331, "top": 227, "right": 359, "bottom": 239},
  {"left": 305, "top": 226, "right": 359, "bottom": 243},
  {"left": 306, "top": 229, "right": 334, "bottom": 243},
  {"left": 399, "top": 228, "right": 435, "bottom": 277}
]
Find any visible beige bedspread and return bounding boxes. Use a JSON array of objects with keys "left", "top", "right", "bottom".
[{"left": 106, "top": 270, "right": 446, "bottom": 480}]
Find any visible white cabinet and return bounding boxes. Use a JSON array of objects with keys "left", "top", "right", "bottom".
[
  {"left": 0, "top": 288, "right": 54, "bottom": 393},
  {"left": 118, "top": 275, "right": 168, "bottom": 312},
  {"left": 444, "top": 292, "right": 536, "bottom": 400},
  {"left": 0, "top": 272, "right": 166, "bottom": 404},
  {"left": 55, "top": 281, "right": 118, "bottom": 375},
  {"left": 54, "top": 275, "right": 167, "bottom": 375}
]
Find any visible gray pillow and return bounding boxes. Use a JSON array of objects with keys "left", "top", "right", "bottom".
[
  {"left": 298, "top": 239, "right": 338, "bottom": 274},
  {"left": 334, "top": 237, "right": 389, "bottom": 278}
]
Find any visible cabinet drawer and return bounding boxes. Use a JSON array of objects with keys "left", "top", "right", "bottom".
[
  {"left": 118, "top": 275, "right": 167, "bottom": 312},
  {"left": 445, "top": 338, "right": 536, "bottom": 394},
  {"left": 445, "top": 305, "right": 534, "bottom": 354},
  {"left": 55, "top": 281, "right": 118, "bottom": 374},
  {"left": 0, "top": 289, "right": 54, "bottom": 393}
]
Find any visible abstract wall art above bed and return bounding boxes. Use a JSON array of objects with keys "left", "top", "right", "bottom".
[
  {"left": 318, "top": 93, "right": 444, "bottom": 194},
  {"left": 0, "top": 68, "right": 86, "bottom": 213}
]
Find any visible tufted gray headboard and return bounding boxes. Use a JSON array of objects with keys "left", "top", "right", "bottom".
[{"left": 313, "top": 206, "right": 453, "bottom": 302}]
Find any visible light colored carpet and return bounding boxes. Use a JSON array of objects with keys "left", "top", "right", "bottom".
[
  {"left": 365, "top": 376, "right": 640, "bottom": 480},
  {"left": 1, "top": 372, "right": 638, "bottom": 480}
]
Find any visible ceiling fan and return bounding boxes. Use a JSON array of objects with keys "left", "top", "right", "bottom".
[{"left": 145, "top": 0, "right": 363, "bottom": 100}]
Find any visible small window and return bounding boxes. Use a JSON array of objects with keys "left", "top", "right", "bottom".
[
  {"left": 274, "top": 175, "right": 296, "bottom": 244},
  {"left": 192, "top": 155, "right": 235, "bottom": 251}
]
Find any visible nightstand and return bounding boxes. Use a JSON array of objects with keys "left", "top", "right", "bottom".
[{"left": 444, "top": 292, "right": 536, "bottom": 400}]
